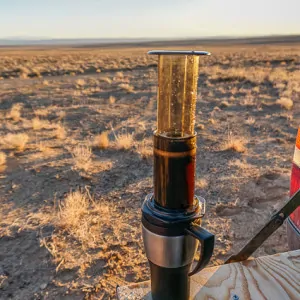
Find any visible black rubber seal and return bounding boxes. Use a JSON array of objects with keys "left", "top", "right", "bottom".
[{"left": 141, "top": 193, "right": 203, "bottom": 236}]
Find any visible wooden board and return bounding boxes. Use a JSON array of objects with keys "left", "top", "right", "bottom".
[{"left": 117, "top": 250, "right": 300, "bottom": 300}]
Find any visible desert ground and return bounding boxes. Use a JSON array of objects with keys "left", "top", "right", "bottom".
[{"left": 0, "top": 41, "right": 299, "bottom": 299}]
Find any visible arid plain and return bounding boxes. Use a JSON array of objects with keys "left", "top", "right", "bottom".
[{"left": 0, "top": 40, "right": 300, "bottom": 299}]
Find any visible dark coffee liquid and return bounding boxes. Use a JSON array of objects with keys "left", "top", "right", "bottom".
[{"left": 153, "top": 134, "right": 196, "bottom": 209}]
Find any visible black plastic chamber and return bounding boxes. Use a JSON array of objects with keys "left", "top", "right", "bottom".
[{"left": 153, "top": 133, "right": 196, "bottom": 209}]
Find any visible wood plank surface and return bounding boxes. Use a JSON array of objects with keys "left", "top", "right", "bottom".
[{"left": 117, "top": 250, "right": 300, "bottom": 300}]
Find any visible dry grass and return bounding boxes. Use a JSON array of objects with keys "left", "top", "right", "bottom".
[
  {"left": 137, "top": 143, "right": 152, "bottom": 159},
  {"left": 119, "top": 83, "right": 134, "bottom": 93},
  {"left": 36, "top": 142, "right": 53, "bottom": 154},
  {"left": 75, "top": 79, "right": 85, "bottom": 87},
  {"left": 220, "top": 101, "right": 230, "bottom": 108},
  {"left": 276, "top": 97, "right": 293, "bottom": 110},
  {"left": 50, "top": 190, "right": 117, "bottom": 261},
  {"left": 116, "top": 71, "right": 124, "bottom": 79},
  {"left": 7, "top": 103, "right": 23, "bottom": 122},
  {"left": 0, "top": 151, "right": 7, "bottom": 166},
  {"left": 71, "top": 145, "right": 92, "bottom": 171},
  {"left": 100, "top": 77, "right": 112, "bottom": 84},
  {"left": 2, "top": 133, "right": 29, "bottom": 151},
  {"left": 115, "top": 133, "right": 134, "bottom": 150},
  {"left": 196, "top": 178, "right": 208, "bottom": 189},
  {"left": 93, "top": 132, "right": 109, "bottom": 149},
  {"left": 54, "top": 124, "right": 66, "bottom": 140},
  {"left": 245, "top": 117, "right": 255, "bottom": 125},
  {"left": 32, "top": 117, "right": 44, "bottom": 130},
  {"left": 223, "top": 135, "right": 246, "bottom": 153},
  {"left": 58, "top": 190, "right": 90, "bottom": 230},
  {"left": 109, "top": 95, "right": 116, "bottom": 104},
  {"left": 56, "top": 111, "right": 66, "bottom": 120},
  {"left": 196, "top": 124, "right": 205, "bottom": 130},
  {"left": 34, "top": 107, "right": 49, "bottom": 117}
]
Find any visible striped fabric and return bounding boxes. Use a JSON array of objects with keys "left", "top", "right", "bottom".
[{"left": 290, "top": 128, "right": 300, "bottom": 230}]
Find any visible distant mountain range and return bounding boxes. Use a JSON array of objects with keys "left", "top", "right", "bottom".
[{"left": 0, "top": 35, "right": 300, "bottom": 47}]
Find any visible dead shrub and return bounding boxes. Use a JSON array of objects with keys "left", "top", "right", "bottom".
[
  {"left": 276, "top": 97, "right": 293, "bottom": 110},
  {"left": 197, "top": 124, "right": 205, "bottom": 130},
  {"left": 245, "top": 117, "right": 255, "bottom": 125},
  {"left": 75, "top": 79, "right": 85, "bottom": 87},
  {"left": 32, "top": 117, "right": 43, "bottom": 130},
  {"left": 137, "top": 143, "right": 152, "bottom": 159},
  {"left": 7, "top": 103, "right": 23, "bottom": 121},
  {"left": 0, "top": 151, "right": 7, "bottom": 166},
  {"left": 34, "top": 108, "right": 49, "bottom": 117},
  {"left": 223, "top": 134, "right": 246, "bottom": 153},
  {"left": 58, "top": 191, "right": 90, "bottom": 230},
  {"left": 2, "top": 133, "right": 29, "bottom": 151},
  {"left": 55, "top": 124, "right": 66, "bottom": 140},
  {"left": 115, "top": 133, "right": 134, "bottom": 150},
  {"left": 109, "top": 95, "right": 116, "bottom": 104},
  {"left": 119, "top": 83, "right": 134, "bottom": 93},
  {"left": 56, "top": 111, "right": 66, "bottom": 119},
  {"left": 220, "top": 101, "right": 230, "bottom": 108},
  {"left": 100, "top": 77, "right": 112, "bottom": 84},
  {"left": 196, "top": 178, "right": 208, "bottom": 189},
  {"left": 71, "top": 145, "right": 92, "bottom": 171},
  {"left": 93, "top": 132, "right": 109, "bottom": 149}
]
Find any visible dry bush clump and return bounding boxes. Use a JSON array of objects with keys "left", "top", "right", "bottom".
[
  {"left": 56, "top": 111, "right": 66, "bottom": 120},
  {"left": 115, "top": 133, "right": 134, "bottom": 150},
  {"left": 32, "top": 117, "right": 44, "bottom": 130},
  {"left": 0, "top": 151, "right": 7, "bottom": 166},
  {"left": 2, "top": 133, "right": 29, "bottom": 151},
  {"left": 223, "top": 134, "right": 246, "bottom": 153},
  {"left": 196, "top": 178, "right": 208, "bottom": 189},
  {"left": 137, "top": 143, "right": 152, "bottom": 159},
  {"left": 196, "top": 124, "right": 205, "bottom": 130},
  {"left": 58, "top": 190, "right": 90, "bottom": 230},
  {"left": 276, "top": 97, "right": 293, "bottom": 110},
  {"left": 75, "top": 79, "right": 86, "bottom": 87},
  {"left": 7, "top": 103, "right": 23, "bottom": 121},
  {"left": 93, "top": 132, "right": 109, "bottom": 149},
  {"left": 71, "top": 145, "right": 92, "bottom": 171},
  {"left": 245, "top": 117, "right": 255, "bottom": 125},
  {"left": 32, "top": 117, "right": 52, "bottom": 130},
  {"left": 54, "top": 124, "right": 66, "bottom": 140},
  {"left": 100, "top": 77, "right": 112, "bottom": 84},
  {"left": 220, "top": 101, "right": 230, "bottom": 108},
  {"left": 34, "top": 107, "right": 49, "bottom": 117},
  {"left": 109, "top": 95, "right": 116, "bottom": 104},
  {"left": 119, "top": 83, "right": 134, "bottom": 93},
  {"left": 53, "top": 190, "right": 116, "bottom": 252},
  {"left": 36, "top": 142, "right": 53, "bottom": 154},
  {"left": 116, "top": 71, "right": 124, "bottom": 77}
]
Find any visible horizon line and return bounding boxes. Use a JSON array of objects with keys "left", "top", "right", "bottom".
[{"left": 1, "top": 33, "right": 300, "bottom": 41}]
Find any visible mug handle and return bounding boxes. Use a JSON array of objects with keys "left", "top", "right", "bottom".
[{"left": 185, "top": 224, "right": 215, "bottom": 276}]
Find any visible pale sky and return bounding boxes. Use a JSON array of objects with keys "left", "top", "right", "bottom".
[{"left": 0, "top": 0, "right": 299, "bottom": 39}]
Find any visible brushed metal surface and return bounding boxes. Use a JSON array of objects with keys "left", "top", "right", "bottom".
[{"left": 142, "top": 226, "right": 198, "bottom": 268}]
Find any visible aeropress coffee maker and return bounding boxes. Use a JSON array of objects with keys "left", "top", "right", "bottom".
[{"left": 142, "top": 50, "right": 215, "bottom": 300}]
